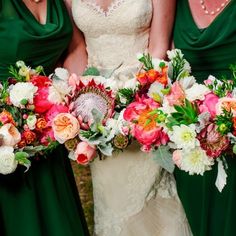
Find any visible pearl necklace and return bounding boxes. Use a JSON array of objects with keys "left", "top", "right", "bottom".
[
  {"left": 30, "top": 0, "right": 42, "bottom": 3},
  {"left": 200, "top": 0, "right": 230, "bottom": 15}
]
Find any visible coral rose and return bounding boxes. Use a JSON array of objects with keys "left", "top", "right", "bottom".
[
  {"left": 75, "top": 142, "right": 96, "bottom": 165},
  {"left": 0, "top": 124, "right": 21, "bottom": 146},
  {"left": 52, "top": 113, "right": 80, "bottom": 144}
]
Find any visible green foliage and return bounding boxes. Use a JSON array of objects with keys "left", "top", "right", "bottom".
[
  {"left": 215, "top": 109, "right": 233, "bottom": 135},
  {"left": 207, "top": 64, "right": 236, "bottom": 97},
  {"left": 15, "top": 152, "right": 30, "bottom": 165},
  {"left": 116, "top": 88, "right": 135, "bottom": 106},
  {"left": 170, "top": 51, "right": 187, "bottom": 81},
  {"left": 166, "top": 99, "right": 198, "bottom": 129},
  {"left": 152, "top": 146, "right": 175, "bottom": 173},
  {"left": 83, "top": 67, "right": 100, "bottom": 76},
  {"left": 138, "top": 53, "right": 154, "bottom": 71}
]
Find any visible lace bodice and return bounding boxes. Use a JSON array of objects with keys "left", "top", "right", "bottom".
[{"left": 72, "top": 0, "right": 152, "bottom": 71}]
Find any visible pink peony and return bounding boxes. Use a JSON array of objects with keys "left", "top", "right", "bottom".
[
  {"left": 166, "top": 82, "right": 185, "bottom": 106},
  {"left": 124, "top": 96, "right": 165, "bottom": 148},
  {"left": 199, "top": 92, "right": 219, "bottom": 118},
  {"left": 45, "top": 104, "right": 69, "bottom": 124},
  {"left": 40, "top": 129, "right": 55, "bottom": 145},
  {"left": 75, "top": 142, "right": 96, "bottom": 165},
  {"left": 31, "top": 75, "right": 53, "bottom": 113},
  {"left": 34, "top": 87, "right": 53, "bottom": 113}
]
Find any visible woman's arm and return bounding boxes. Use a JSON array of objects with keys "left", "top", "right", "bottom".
[
  {"left": 149, "top": 0, "right": 176, "bottom": 59},
  {"left": 63, "top": 0, "right": 88, "bottom": 75}
]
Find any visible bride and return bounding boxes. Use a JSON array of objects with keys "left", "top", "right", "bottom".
[{"left": 64, "top": 0, "right": 192, "bottom": 235}]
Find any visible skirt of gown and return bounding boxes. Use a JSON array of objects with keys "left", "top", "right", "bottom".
[
  {"left": 91, "top": 142, "right": 192, "bottom": 236},
  {"left": 0, "top": 146, "right": 89, "bottom": 236}
]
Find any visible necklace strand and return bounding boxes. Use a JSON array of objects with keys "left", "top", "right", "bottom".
[
  {"left": 30, "top": 0, "right": 42, "bottom": 3},
  {"left": 200, "top": 0, "right": 230, "bottom": 15}
]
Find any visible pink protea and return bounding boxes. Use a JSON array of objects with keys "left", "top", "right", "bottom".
[
  {"left": 70, "top": 80, "right": 115, "bottom": 129},
  {"left": 198, "top": 123, "right": 229, "bottom": 158}
]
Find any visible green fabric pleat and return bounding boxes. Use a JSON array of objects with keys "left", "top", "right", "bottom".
[
  {"left": 0, "top": 1, "right": 89, "bottom": 235},
  {"left": 174, "top": 1, "right": 236, "bottom": 235}
]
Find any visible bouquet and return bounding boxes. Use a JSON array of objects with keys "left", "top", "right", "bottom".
[
  {"left": 125, "top": 50, "right": 236, "bottom": 192},
  {"left": 0, "top": 61, "right": 73, "bottom": 174}
]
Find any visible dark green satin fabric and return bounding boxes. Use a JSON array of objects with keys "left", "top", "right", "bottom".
[
  {"left": 174, "top": 1, "right": 236, "bottom": 235},
  {"left": 0, "top": 1, "right": 89, "bottom": 235}
]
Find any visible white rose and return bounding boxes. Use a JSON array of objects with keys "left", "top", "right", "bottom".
[
  {"left": 26, "top": 115, "right": 37, "bottom": 130},
  {"left": 0, "top": 146, "right": 17, "bottom": 175},
  {"left": 0, "top": 124, "right": 21, "bottom": 146},
  {"left": 185, "top": 83, "right": 210, "bottom": 102},
  {"left": 9, "top": 82, "right": 38, "bottom": 107},
  {"left": 54, "top": 68, "right": 70, "bottom": 81}
]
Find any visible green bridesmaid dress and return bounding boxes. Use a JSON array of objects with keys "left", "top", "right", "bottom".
[
  {"left": 0, "top": 1, "right": 89, "bottom": 235},
  {"left": 174, "top": 0, "right": 236, "bottom": 235}
]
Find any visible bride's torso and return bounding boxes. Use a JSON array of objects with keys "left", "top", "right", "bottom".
[
  {"left": 72, "top": 0, "right": 152, "bottom": 70},
  {"left": 71, "top": 1, "right": 164, "bottom": 236}
]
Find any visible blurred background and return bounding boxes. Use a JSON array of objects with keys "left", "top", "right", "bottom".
[{"left": 72, "top": 163, "right": 94, "bottom": 235}]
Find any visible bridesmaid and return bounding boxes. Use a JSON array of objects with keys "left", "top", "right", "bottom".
[
  {"left": 173, "top": 0, "right": 236, "bottom": 235},
  {"left": 0, "top": 0, "right": 89, "bottom": 235}
]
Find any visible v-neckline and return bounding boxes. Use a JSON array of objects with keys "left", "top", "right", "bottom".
[
  {"left": 21, "top": 0, "right": 49, "bottom": 26},
  {"left": 84, "top": 0, "right": 125, "bottom": 17},
  {"left": 186, "top": 0, "right": 234, "bottom": 31}
]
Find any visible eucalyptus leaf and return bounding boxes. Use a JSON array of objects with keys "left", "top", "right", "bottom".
[
  {"left": 152, "top": 146, "right": 175, "bottom": 173},
  {"left": 98, "top": 143, "right": 113, "bottom": 156}
]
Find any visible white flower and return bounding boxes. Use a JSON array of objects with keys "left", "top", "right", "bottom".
[
  {"left": 185, "top": 83, "right": 210, "bottom": 101},
  {"left": 179, "top": 76, "right": 196, "bottom": 90},
  {"left": 167, "top": 49, "right": 184, "bottom": 60},
  {"left": 147, "top": 81, "right": 165, "bottom": 101},
  {"left": 9, "top": 82, "right": 38, "bottom": 107},
  {"left": 0, "top": 124, "right": 21, "bottom": 146},
  {"left": 169, "top": 124, "right": 199, "bottom": 150},
  {"left": 16, "top": 61, "right": 26, "bottom": 68},
  {"left": 54, "top": 68, "right": 70, "bottom": 81},
  {"left": 26, "top": 115, "right": 37, "bottom": 130},
  {"left": 48, "top": 80, "right": 72, "bottom": 104},
  {"left": 19, "top": 66, "right": 31, "bottom": 77},
  {"left": 181, "top": 147, "right": 214, "bottom": 175},
  {"left": 0, "top": 146, "right": 17, "bottom": 175},
  {"left": 159, "top": 97, "right": 175, "bottom": 115}
]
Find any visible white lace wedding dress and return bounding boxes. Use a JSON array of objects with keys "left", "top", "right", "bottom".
[{"left": 72, "top": 0, "right": 192, "bottom": 235}]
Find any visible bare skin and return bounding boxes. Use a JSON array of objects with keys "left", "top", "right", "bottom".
[{"left": 22, "top": 0, "right": 47, "bottom": 25}]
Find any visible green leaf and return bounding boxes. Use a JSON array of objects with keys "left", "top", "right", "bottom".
[
  {"left": 83, "top": 67, "right": 100, "bottom": 76},
  {"left": 152, "top": 146, "right": 175, "bottom": 173},
  {"left": 15, "top": 151, "right": 30, "bottom": 165}
]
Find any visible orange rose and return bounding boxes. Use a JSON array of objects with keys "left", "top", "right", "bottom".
[
  {"left": 52, "top": 113, "right": 80, "bottom": 144},
  {"left": 23, "top": 130, "right": 36, "bottom": 144},
  {"left": 36, "top": 118, "right": 47, "bottom": 130},
  {"left": 0, "top": 110, "right": 15, "bottom": 125},
  {"left": 17, "top": 139, "right": 26, "bottom": 148}
]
